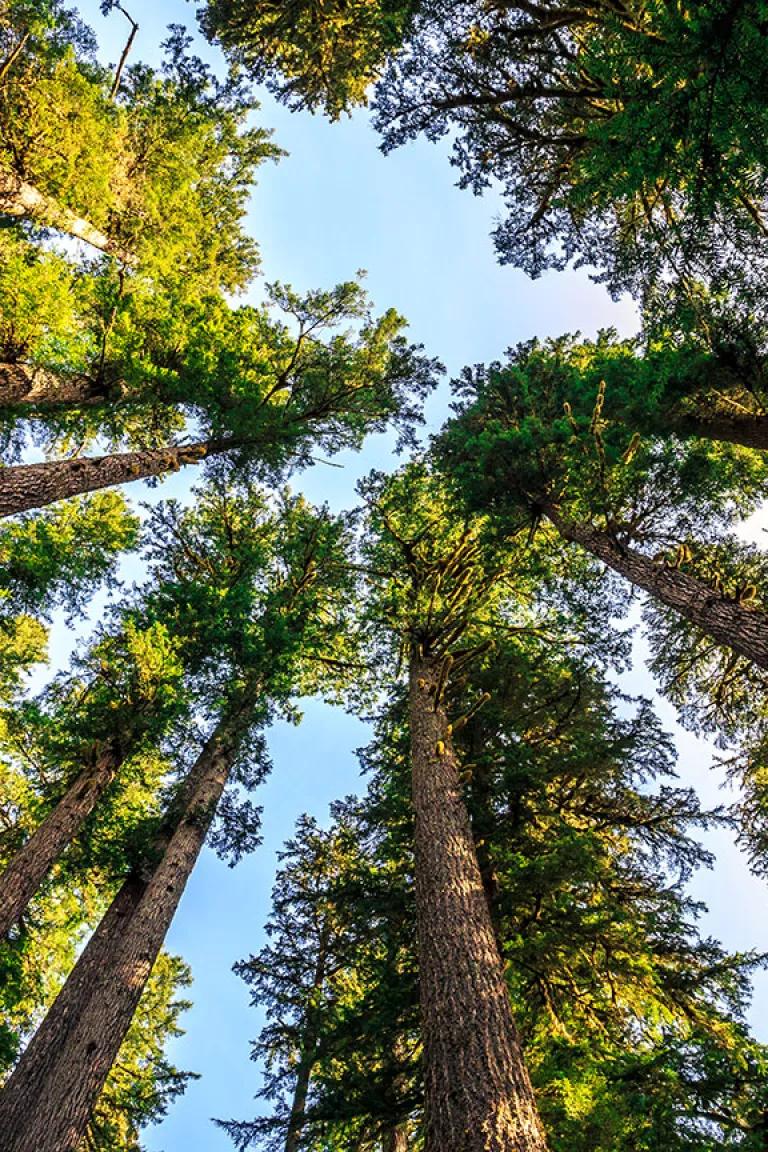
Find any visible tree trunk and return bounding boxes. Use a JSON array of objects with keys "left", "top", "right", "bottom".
[
  {"left": 284, "top": 1052, "right": 314, "bottom": 1152},
  {"left": 0, "top": 699, "right": 253, "bottom": 1152},
  {"left": 545, "top": 506, "right": 768, "bottom": 670},
  {"left": 382, "top": 1126, "right": 409, "bottom": 1152},
  {"left": 284, "top": 927, "right": 328, "bottom": 1152},
  {"left": 674, "top": 410, "right": 768, "bottom": 452},
  {"left": 0, "top": 439, "right": 227, "bottom": 518},
  {"left": 0, "top": 744, "right": 121, "bottom": 939},
  {"left": 0, "top": 363, "right": 109, "bottom": 408},
  {"left": 0, "top": 170, "right": 132, "bottom": 261},
  {"left": 408, "top": 651, "right": 548, "bottom": 1152}
]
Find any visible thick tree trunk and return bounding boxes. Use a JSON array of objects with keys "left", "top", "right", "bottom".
[
  {"left": 0, "top": 701, "right": 253, "bottom": 1152},
  {"left": 546, "top": 507, "right": 768, "bottom": 670},
  {"left": 0, "top": 439, "right": 227, "bottom": 518},
  {"left": 674, "top": 410, "right": 768, "bottom": 451},
  {"left": 408, "top": 652, "right": 548, "bottom": 1152},
  {"left": 0, "top": 744, "right": 121, "bottom": 939},
  {"left": 0, "top": 170, "right": 132, "bottom": 261},
  {"left": 0, "top": 363, "right": 108, "bottom": 408}
]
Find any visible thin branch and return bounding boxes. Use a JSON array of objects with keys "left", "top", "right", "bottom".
[{"left": 109, "top": 3, "right": 139, "bottom": 100}]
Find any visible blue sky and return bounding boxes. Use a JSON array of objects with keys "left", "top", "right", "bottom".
[{"left": 52, "top": 3, "right": 768, "bottom": 1147}]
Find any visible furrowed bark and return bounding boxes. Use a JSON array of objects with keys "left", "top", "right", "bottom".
[
  {"left": 408, "top": 651, "right": 548, "bottom": 1152},
  {"left": 546, "top": 506, "right": 768, "bottom": 670},
  {"left": 0, "top": 170, "right": 132, "bottom": 261},
  {"left": 0, "top": 439, "right": 228, "bottom": 518},
  {"left": 0, "top": 744, "right": 121, "bottom": 939},
  {"left": 0, "top": 363, "right": 109, "bottom": 408},
  {"left": 0, "top": 697, "right": 255, "bottom": 1152}
]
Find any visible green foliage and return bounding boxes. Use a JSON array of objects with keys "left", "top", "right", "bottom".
[
  {"left": 0, "top": 492, "right": 138, "bottom": 699},
  {"left": 0, "top": 8, "right": 274, "bottom": 282},
  {"left": 0, "top": 232, "right": 86, "bottom": 370},
  {"left": 140, "top": 481, "right": 359, "bottom": 706},
  {"left": 0, "top": 248, "right": 438, "bottom": 472},
  {"left": 201, "top": 0, "right": 417, "bottom": 119},
  {"left": 0, "top": 613, "right": 46, "bottom": 700},
  {"left": 440, "top": 338, "right": 768, "bottom": 532},
  {"left": 211, "top": 0, "right": 768, "bottom": 306},
  {"left": 0, "top": 492, "right": 138, "bottom": 618}
]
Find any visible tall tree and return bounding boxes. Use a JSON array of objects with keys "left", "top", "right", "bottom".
[
  {"left": 456, "top": 638, "right": 768, "bottom": 1150},
  {"left": 83, "top": 951, "right": 196, "bottom": 1152},
  {"left": 0, "top": 483, "right": 357, "bottom": 1152},
  {"left": 229, "top": 636, "right": 768, "bottom": 1151},
  {"left": 222, "top": 801, "right": 417, "bottom": 1152},
  {"left": 357, "top": 462, "right": 555, "bottom": 1152}
]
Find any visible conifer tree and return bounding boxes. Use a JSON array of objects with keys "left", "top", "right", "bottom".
[
  {"left": 0, "top": 481, "right": 357, "bottom": 1152},
  {"left": 231, "top": 638, "right": 768, "bottom": 1151},
  {"left": 222, "top": 801, "right": 417, "bottom": 1152},
  {"left": 355, "top": 462, "right": 562, "bottom": 1152},
  {"left": 0, "top": 618, "right": 184, "bottom": 939}
]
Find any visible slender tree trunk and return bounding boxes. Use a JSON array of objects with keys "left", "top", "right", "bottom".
[
  {"left": 674, "top": 410, "right": 768, "bottom": 451},
  {"left": 284, "top": 1053, "right": 314, "bottom": 1152},
  {"left": 545, "top": 506, "right": 768, "bottom": 670},
  {"left": 0, "top": 438, "right": 229, "bottom": 518},
  {"left": 284, "top": 927, "right": 327, "bottom": 1152},
  {"left": 0, "top": 170, "right": 132, "bottom": 261},
  {"left": 0, "top": 363, "right": 108, "bottom": 408},
  {"left": 408, "top": 651, "right": 548, "bottom": 1152},
  {"left": 0, "top": 699, "right": 253, "bottom": 1152},
  {"left": 0, "top": 744, "right": 121, "bottom": 939}
]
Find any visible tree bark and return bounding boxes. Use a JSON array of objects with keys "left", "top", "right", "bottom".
[
  {"left": 545, "top": 506, "right": 768, "bottom": 670},
  {"left": 0, "top": 438, "right": 229, "bottom": 518},
  {"left": 673, "top": 410, "right": 768, "bottom": 452},
  {"left": 0, "top": 170, "right": 132, "bottom": 261},
  {"left": 408, "top": 651, "right": 548, "bottom": 1152},
  {"left": 0, "top": 744, "right": 121, "bottom": 939},
  {"left": 0, "top": 363, "right": 109, "bottom": 408},
  {"left": 0, "top": 698, "right": 254, "bottom": 1152},
  {"left": 382, "top": 1126, "right": 409, "bottom": 1152},
  {"left": 284, "top": 1053, "right": 313, "bottom": 1152}
]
